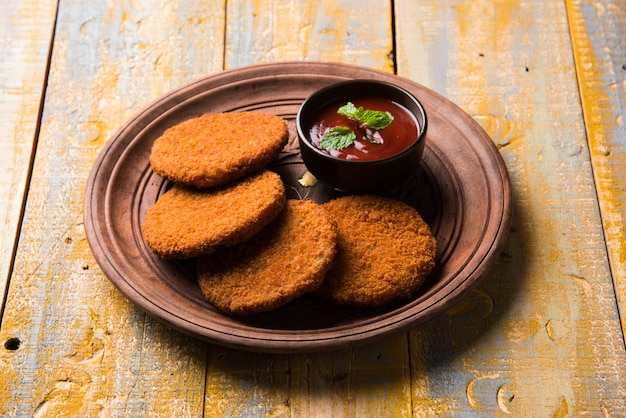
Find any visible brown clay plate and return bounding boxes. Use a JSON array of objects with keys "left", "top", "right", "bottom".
[{"left": 84, "top": 62, "right": 512, "bottom": 353}]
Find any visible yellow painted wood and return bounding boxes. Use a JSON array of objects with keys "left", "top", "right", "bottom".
[
  {"left": 2, "top": 0, "right": 626, "bottom": 416},
  {"left": 566, "top": 0, "right": 626, "bottom": 338},
  {"left": 0, "top": 1, "right": 225, "bottom": 416},
  {"left": 205, "top": 336, "right": 412, "bottom": 417},
  {"left": 224, "top": 0, "right": 394, "bottom": 72},
  {"left": 0, "top": 2, "right": 57, "bottom": 309},
  {"left": 396, "top": 0, "right": 626, "bottom": 415}
]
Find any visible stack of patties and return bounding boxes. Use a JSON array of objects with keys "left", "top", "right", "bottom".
[
  {"left": 143, "top": 112, "right": 291, "bottom": 259},
  {"left": 142, "top": 112, "right": 338, "bottom": 315},
  {"left": 142, "top": 111, "right": 437, "bottom": 316}
]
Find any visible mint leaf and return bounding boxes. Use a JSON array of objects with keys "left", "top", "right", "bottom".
[
  {"left": 320, "top": 126, "right": 356, "bottom": 150},
  {"left": 359, "top": 109, "right": 394, "bottom": 130},
  {"left": 318, "top": 102, "right": 394, "bottom": 151},
  {"left": 337, "top": 102, "right": 363, "bottom": 120},
  {"left": 337, "top": 102, "right": 393, "bottom": 130}
]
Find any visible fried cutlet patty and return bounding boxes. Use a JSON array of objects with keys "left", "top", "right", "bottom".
[
  {"left": 196, "top": 199, "right": 338, "bottom": 315},
  {"left": 317, "top": 195, "right": 436, "bottom": 307},
  {"left": 142, "top": 170, "right": 286, "bottom": 259},
  {"left": 149, "top": 112, "right": 289, "bottom": 188}
]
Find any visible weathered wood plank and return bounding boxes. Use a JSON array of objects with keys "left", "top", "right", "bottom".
[
  {"left": 205, "top": 336, "right": 412, "bottom": 417},
  {"left": 3, "top": 0, "right": 624, "bottom": 416},
  {"left": 225, "top": 0, "right": 394, "bottom": 71},
  {"left": 201, "top": 1, "right": 411, "bottom": 417},
  {"left": 0, "top": 1, "right": 225, "bottom": 416},
  {"left": 396, "top": 0, "right": 626, "bottom": 415},
  {"left": 0, "top": 2, "right": 57, "bottom": 310},
  {"left": 566, "top": 0, "right": 626, "bottom": 339}
]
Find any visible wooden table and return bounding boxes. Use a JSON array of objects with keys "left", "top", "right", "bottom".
[{"left": 2, "top": 0, "right": 625, "bottom": 416}]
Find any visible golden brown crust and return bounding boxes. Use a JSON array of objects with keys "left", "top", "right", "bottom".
[
  {"left": 142, "top": 170, "right": 286, "bottom": 259},
  {"left": 149, "top": 112, "right": 289, "bottom": 188},
  {"left": 318, "top": 195, "right": 436, "bottom": 307},
  {"left": 197, "top": 199, "right": 337, "bottom": 315}
]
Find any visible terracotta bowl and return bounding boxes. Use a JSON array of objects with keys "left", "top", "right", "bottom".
[{"left": 296, "top": 79, "right": 428, "bottom": 193}]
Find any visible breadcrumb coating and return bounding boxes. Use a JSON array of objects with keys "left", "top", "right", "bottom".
[
  {"left": 142, "top": 170, "right": 286, "bottom": 259},
  {"left": 197, "top": 199, "right": 338, "bottom": 315},
  {"left": 149, "top": 112, "right": 289, "bottom": 188},
  {"left": 318, "top": 195, "right": 436, "bottom": 307}
]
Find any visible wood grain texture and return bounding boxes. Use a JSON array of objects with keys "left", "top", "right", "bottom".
[
  {"left": 396, "top": 0, "right": 626, "bottom": 415},
  {"left": 205, "top": 336, "right": 412, "bottom": 417},
  {"left": 225, "top": 0, "right": 394, "bottom": 71},
  {"left": 0, "top": 2, "right": 57, "bottom": 311},
  {"left": 0, "top": 1, "right": 225, "bottom": 416},
  {"left": 3, "top": 0, "right": 626, "bottom": 416},
  {"left": 567, "top": 0, "right": 626, "bottom": 339}
]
